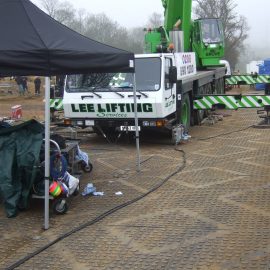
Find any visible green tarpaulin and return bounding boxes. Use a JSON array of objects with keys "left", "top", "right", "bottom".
[{"left": 0, "top": 120, "right": 44, "bottom": 217}]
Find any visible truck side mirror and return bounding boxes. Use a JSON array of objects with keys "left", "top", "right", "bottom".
[{"left": 169, "top": 66, "right": 177, "bottom": 84}]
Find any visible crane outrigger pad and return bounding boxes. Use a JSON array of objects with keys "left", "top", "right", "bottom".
[
  {"left": 194, "top": 95, "right": 270, "bottom": 110},
  {"left": 50, "top": 99, "right": 64, "bottom": 111},
  {"left": 226, "top": 75, "right": 270, "bottom": 85}
]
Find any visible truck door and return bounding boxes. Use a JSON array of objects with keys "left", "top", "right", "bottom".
[{"left": 164, "top": 57, "right": 177, "bottom": 115}]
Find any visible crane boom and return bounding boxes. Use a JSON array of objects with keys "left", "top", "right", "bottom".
[
  {"left": 144, "top": 0, "right": 225, "bottom": 68},
  {"left": 162, "top": 0, "right": 192, "bottom": 52}
]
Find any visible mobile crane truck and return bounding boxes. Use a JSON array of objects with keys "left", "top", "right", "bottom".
[{"left": 62, "top": 0, "right": 270, "bottom": 143}]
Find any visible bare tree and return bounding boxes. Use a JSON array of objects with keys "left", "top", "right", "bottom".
[
  {"left": 54, "top": 1, "right": 76, "bottom": 26},
  {"left": 147, "top": 12, "right": 163, "bottom": 28},
  {"left": 194, "top": 0, "right": 249, "bottom": 70},
  {"left": 39, "top": 0, "right": 60, "bottom": 18},
  {"left": 83, "top": 13, "right": 129, "bottom": 48},
  {"left": 38, "top": 0, "right": 145, "bottom": 53},
  {"left": 127, "top": 27, "right": 144, "bottom": 53},
  {"left": 72, "top": 9, "right": 87, "bottom": 34},
  {"left": 39, "top": 0, "right": 76, "bottom": 26}
]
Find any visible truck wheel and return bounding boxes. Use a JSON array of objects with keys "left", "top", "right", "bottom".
[
  {"left": 181, "top": 94, "right": 191, "bottom": 130},
  {"left": 193, "top": 110, "right": 205, "bottom": 125},
  {"left": 215, "top": 78, "right": 225, "bottom": 94},
  {"left": 219, "top": 78, "right": 225, "bottom": 94}
]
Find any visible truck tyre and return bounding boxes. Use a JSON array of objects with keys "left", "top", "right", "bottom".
[
  {"left": 215, "top": 78, "right": 225, "bottom": 94},
  {"left": 192, "top": 83, "right": 211, "bottom": 125},
  {"left": 181, "top": 94, "right": 191, "bottom": 130},
  {"left": 193, "top": 110, "right": 205, "bottom": 125}
]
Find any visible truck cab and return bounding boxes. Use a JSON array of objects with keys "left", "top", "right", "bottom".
[{"left": 63, "top": 53, "right": 196, "bottom": 133}]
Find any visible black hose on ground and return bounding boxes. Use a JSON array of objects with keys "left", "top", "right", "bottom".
[{"left": 196, "top": 125, "right": 254, "bottom": 141}]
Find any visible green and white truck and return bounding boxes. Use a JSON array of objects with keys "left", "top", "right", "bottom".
[
  {"left": 59, "top": 0, "right": 270, "bottom": 143},
  {"left": 63, "top": 52, "right": 227, "bottom": 136}
]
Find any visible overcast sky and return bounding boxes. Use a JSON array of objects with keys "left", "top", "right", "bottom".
[{"left": 32, "top": 0, "right": 270, "bottom": 48}]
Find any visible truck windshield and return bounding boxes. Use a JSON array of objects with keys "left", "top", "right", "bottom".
[
  {"left": 66, "top": 58, "right": 161, "bottom": 92},
  {"left": 201, "top": 19, "right": 222, "bottom": 43}
]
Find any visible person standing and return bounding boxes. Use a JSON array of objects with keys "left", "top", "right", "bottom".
[
  {"left": 15, "top": 76, "right": 24, "bottom": 96},
  {"left": 34, "top": 77, "right": 41, "bottom": 96},
  {"left": 22, "top": 77, "right": 28, "bottom": 95}
]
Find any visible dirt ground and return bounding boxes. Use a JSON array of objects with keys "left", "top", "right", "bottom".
[{"left": 0, "top": 77, "right": 45, "bottom": 121}]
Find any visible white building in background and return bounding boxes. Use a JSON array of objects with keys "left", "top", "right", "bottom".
[{"left": 246, "top": 60, "right": 263, "bottom": 74}]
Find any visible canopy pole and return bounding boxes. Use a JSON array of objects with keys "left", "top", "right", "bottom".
[
  {"left": 44, "top": 77, "right": 50, "bottom": 230},
  {"left": 133, "top": 73, "right": 140, "bottom": 172}
]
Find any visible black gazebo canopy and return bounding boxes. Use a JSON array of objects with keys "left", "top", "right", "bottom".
[
  {"left": 0, "top": 0, "right": 134, "bottom": 77},
  {"left": 0, "top": 0, "right": 136, "bottom": 230}
]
